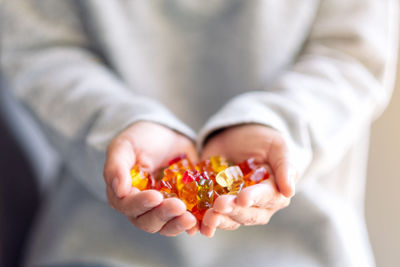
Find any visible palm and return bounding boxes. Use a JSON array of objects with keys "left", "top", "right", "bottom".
[
  {"left": 119, "top": 122, "right": 198, "bottom": 174},
  {"left": 202, "top": 124, "right": 293, "bottom": 196},
  {"left": 202, "top": 125, "right": 278, "bottom": 164},
  {"left": 199, "top": 124, "right": 297, "bottom": 237},
  {"left": 103, "top": 121, "right": 198, "bottom": 236}
]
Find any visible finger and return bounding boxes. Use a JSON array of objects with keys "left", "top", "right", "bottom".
[
  {"left": 202, "top": 209, "right": 240, "bottom": 231},
  {"left": 212, "top": 195, "right": 236, "bottom": 214},
  {"left": 267, "top": 137, "right": 297, "bottom": 197},
  {"left": 132, "top": 198, "right": 186, "bottom": 233},
  {"left": 235, "top": 183, "right": 275, "bottom": 208},
  {"left": 107, "top": 188, "right": 163, "bottom": 218},
  {"left": 159, "top": 212, "right": 197, "bottom": 237},
  {"left": 186, "top": 221, "right": 199, "bottom": 236},
  {"left": 200, "top": 208, "right": 219, "bottom": 237},
  {"left": 104, "top": 137, "right": 136, "bottom": 198},
  {"left": 217, "top": 216, "right": 240, "bottom": 231},
  {"left": 220, "top": 205, "right": 272, "bottom": 226},
  {"left": 201, "top": 209, "right": 240, "bottom": 237}
]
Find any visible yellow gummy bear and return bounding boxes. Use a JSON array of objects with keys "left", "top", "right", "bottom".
[
  {"left": 210, "top": 156, "right": 229, "bottom": 173},
  {"left": 215, "top": 166, "right": 243, "bottom": 190},
  {"left": 131, "top": 166, "right": 149, "bottom": 191}
]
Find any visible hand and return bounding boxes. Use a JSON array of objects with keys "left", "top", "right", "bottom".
[
  {"left": 103, "top": 121, "right": 198, "bottom": 236},
  {"left": 200, "top": 124, "right": 298, "bottom": 237}
]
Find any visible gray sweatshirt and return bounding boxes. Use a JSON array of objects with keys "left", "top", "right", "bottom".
[{"left": 1, "top": 0, "right": 398, "bottom": 266}]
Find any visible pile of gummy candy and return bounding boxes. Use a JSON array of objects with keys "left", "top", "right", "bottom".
[{"left": 131, "top": 155, "right": 270, "bottom": 221}]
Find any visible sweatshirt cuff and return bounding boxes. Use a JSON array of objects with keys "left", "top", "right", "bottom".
[
  {"left": 197, "top": 92, "right": 312, "bottom": 177},
  {"left": 87, "top": 95, "right": 196, "bottom": 151},
  {"left": 80, "top": 95, "right": 196, "bottom": 203}
]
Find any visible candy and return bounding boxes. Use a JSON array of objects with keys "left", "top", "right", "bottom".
[
  {"left": 169, "top": 157, "right": 195, "bottom": 172},
  {"left": 191, "top": 206, "right": 207, "bottom": 222},
  {"left": 155, "top": 180, "right": 176, "bottom": 198},
  {"left": 131, "top": 165, "right": 149, "bottom": 191},
  {"left": 215, "top": 166, "right": 243, "bottom": 190},
  {"left": 162, "top": 169, "right": 178, "bottom": 193},
  {"left": 196, "top": 159, "right": 215, "bottom": 180},
  {"left": 168, "top": 154, "right": 187, "bottom": 166},
  {"left": 197, "top": 178, "right": 214, "bottom": 210},
  {"left": 156, "top": 167, "right": 167, "bottom": 181},
  {"left": 180, "top": 181, "right": 198, "bottom": 210},
  {"left": 238, "top": 158, "right": 258, "bottom": 176},
  {"left": 213, "top": 183, "right": 229, "bottom": 198},
  {"left": 147, "top": 175, "right": 156, "bottom": 190},
  {"left": 209, "top": 156, "right": 229, "bottom": 173},
  {"left": 182, "top": 170, "right": 201, "bottom": 184},
  {"left": 168, "top": 156, "right": 195, "bottom": 192},
  {"left": 228, "top": 179, "right": 245, "bottom": 195},
  {"left": 243, "top": 166, "right": 270, "bottom": 187},
  {"left": 129, "top": 155, "right": 271, "bottom": 221}
]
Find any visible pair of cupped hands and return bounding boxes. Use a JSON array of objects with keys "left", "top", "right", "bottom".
[{"left": 103, "top": 121, "right": 298, "bottom": 237}]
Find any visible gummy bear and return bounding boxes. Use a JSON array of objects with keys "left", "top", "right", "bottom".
[
  {"left": 175, "top": 172, "right": 186, "bottom": 192},
  {"left": 228, "top": 179, "right": 245, "bottom": 195},
  {"left": 156, "top": 167, "right": 168, "bottom": 181},
  {"left": 131, "top": 165, "right": 149, "bottom": 191},
  {"left": 191, "top": 206, "right": 207, "bottom": 222},
  {"left": 146, "top": 175, "right": 156, "bottom": 190},
  {"left": 162, "top": 169, "right": 178, "bottom": 192},
  {"left": 243, "top": 166, "right": 270, "bottom": 187},
  {"left": 168, "top": 154, "right": 187, "bottom": 166},
  {"left": 196, "top": 159, "right": 216, "bottom": 181},
  {"left": 209, "top": 156, "right": 229, "bottom": 173},
  {"left": 180, "top": 181, "right": 198, "bottom": 211},
  {"left": 213, "top": 183, "right": 229, "bottom": 198},
  {"left": 182, "top": 170, "right": 204, "bottom": 184},
  {"left": 156, "top": 180, "right": 176, "bottom": 198},
  {"left": 169, "top": 157, "right": 195, "bottom": 172},
  {"left": 197, "top": 178, "right": 214, "bottom": 210},
  {"left": 238, "top": 158, "right": 258, "bottom": 176},
  {"left": 215, "top": 166, "right": 243, "bottom": 190},
  {"left": 168, "top": 157, "right": 195, "bottom": 192}
]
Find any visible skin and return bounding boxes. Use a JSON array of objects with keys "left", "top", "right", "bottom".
[
  {"left": 199, "top": 124, "right": 298, "bottom": 237},
  {"left": 104, "top": 122, "right": 297, "bottom": 237},
  {"left": 103, "top": 121, "right": 198, "bottom": 236}
]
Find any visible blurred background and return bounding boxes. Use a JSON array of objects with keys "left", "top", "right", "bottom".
[{"left": 365, "top": 56, "right": 400, "bottom": 266}]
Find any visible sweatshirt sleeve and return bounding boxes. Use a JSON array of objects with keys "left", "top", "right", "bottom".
[
  {"left": 198, "top": 0, "right": 399, "bottom": 182},
  {"left": 0, "top": 0, "right": 195, "bottom": 202}
]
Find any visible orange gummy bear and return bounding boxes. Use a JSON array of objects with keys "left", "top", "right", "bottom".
[{"left": 180, "top": 181, "right": 198, "bottom": 211}]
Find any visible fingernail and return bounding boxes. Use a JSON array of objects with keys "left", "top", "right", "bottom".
[{"left": 112, "top": 178, "right": 120, "bottom": 197}]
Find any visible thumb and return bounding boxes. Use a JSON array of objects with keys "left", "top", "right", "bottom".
[
  {"left": 104, "top": 138, "right": 136, "bottom": 198},
  {"left": 267, "top": 138, "right": 297, "bottom": 198}
]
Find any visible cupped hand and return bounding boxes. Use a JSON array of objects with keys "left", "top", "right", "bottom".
[
  {"left": 200, "top": 124, "right": 298, "bottom": 237},
  {"left": 103, "top": 121, "right": 198, "bottom": 236}
]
